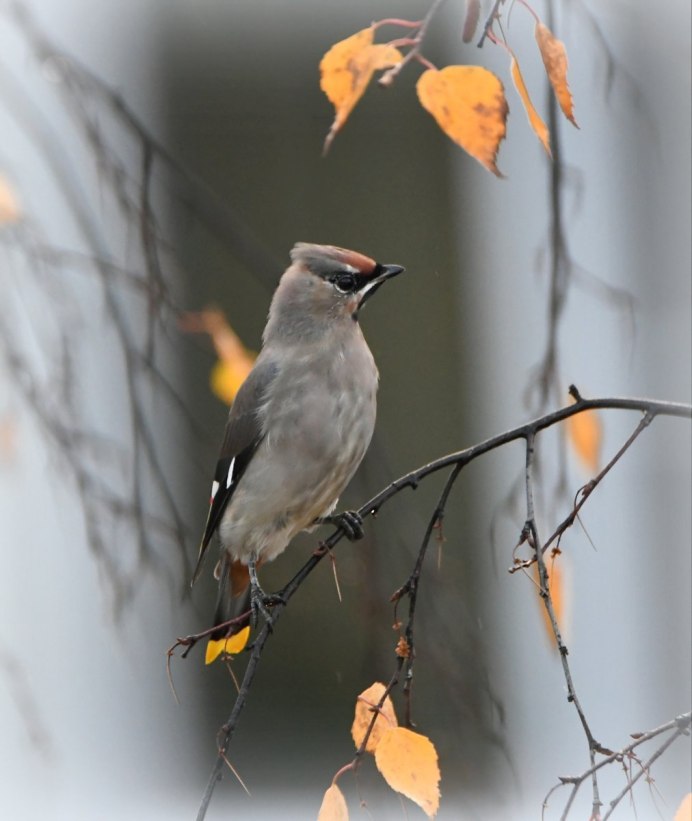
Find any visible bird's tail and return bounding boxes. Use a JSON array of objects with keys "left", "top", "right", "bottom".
[{"left": 205, "top": 556, "right": 252, "bottom": 665}]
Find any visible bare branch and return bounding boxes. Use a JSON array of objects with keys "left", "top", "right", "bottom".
[
  {"left": 183, "top": 393, "right": 691, "bottom": 817},
  {"left": 543, "top": 712, "right": 692, "bottom": 820},
  {"left": 511, "top": 404, "right": 655, "bottom": 573}
]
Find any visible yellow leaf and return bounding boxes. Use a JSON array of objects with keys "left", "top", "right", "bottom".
[
  {"left": 0, "top": 175, "right": 21, "bottom": 223},
  {"left": 351, "top": 682, "right": 398, "bottom": 753},
  {"left": 204, "top": 626, "right": 251, "bottom": 665},
  {"left": 374, "top": 727, "right": 441, "bottom": 818},
  {"left": 416, "top": 66, "right": 508, "bottom": 176},
  {"left": 318, "top": 783, "right": 349, "bottom": 821},
  {"left": 674, "top": 793, "right": 692, "bottom": 821},
  {"left": 566, "top": 407, "right": 602, "bottom": 473},
  {"left": 535, "top": 23, "right": 578, "bottom": 127},
  {"left": 508, "top": 53, "right": 550, "bottom": 156},
  {"left": 320, "top": 27, "right": 402, "bottom": 155},
  {"left": 179, "top": 309, "right": 256, "bottom": 405}
]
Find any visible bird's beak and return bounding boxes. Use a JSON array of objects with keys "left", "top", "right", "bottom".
[{"left": 357, "top": 263, "right": 405, "bottom": 309}]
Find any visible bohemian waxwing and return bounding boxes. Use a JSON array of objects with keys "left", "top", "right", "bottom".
[{"left": 192, "top": 242, "right": 404, "bottom": 661}]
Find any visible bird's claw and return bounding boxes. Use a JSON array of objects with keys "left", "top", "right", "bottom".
[
  {"left": 249, "top": 584, "right": 285, "bottom": 631},
  {"left": 248, "top": 560, "right": 284, "bottom": 631},
  {"left": 318, "top": 510, "right": 365, "bottom": 541}
]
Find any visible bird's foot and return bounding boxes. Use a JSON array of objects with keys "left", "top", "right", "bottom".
[
  {"left": 316, "top": 510, "right": 365, "bottom": 541},
  {"left": 248, "top": 560, "right": 284, "bottom": 631},
  {"left": 249, "top": 587, "right": 273, "bottom": 630}
]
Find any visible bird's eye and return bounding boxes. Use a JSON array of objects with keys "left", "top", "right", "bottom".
[{"left": 333, "top": 273, "right": 357, "bottom": 293}]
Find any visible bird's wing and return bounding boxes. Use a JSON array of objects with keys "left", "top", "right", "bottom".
[{"left": 191, "top": 358, "right": 278, "bottom": 585}]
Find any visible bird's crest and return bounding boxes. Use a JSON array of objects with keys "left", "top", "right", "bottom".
[{"left": 291, "top": 242, "right": 377, "bottom": 278}]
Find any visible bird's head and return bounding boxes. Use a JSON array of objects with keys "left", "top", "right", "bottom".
[{"left": 264, "top": 243, "right": 404, "bottom": 343}]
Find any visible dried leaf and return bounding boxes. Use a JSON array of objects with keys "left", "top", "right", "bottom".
[
  {"left": 566, "top": 407, "right": 602, "bottom": 472},
  {"left": 374, "top": 727, "right": 441, "bottom": 818},
  {"left": 320, "top": 27, "right": 402, "bottom": 154},
  {"left": 510, "top": 53, "right": 551, "bottom": 156},
  {"left": 351, "top": 682, "right": 398, "bottom": 753},
  {"left": 205, "top": 626, "right": 251, "bottom": 665},
  {"left": 394, "top": 637, "right": 410, "bottom": 659},
  {"left": 179, "top": 309, "right": 255, "bottom": 405},
  {"left": 0, "top": 174, "right": 21, "bottom": 223},
  {"left": 674, "top": 793, "right": 692, "bottom": 821},
  {"left": 462, "top": 0, "right": 481, "bottom": 43},
  {"left": 318, "top": 783, "right": 349, "bottom": 821},
  {"left": 417, "top": 65, "right": 508, "bottom": 176},
  {"left": 535, "top": 22, "right": 578, "bottom": 127}
]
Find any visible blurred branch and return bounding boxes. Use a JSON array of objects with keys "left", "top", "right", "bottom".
[
  {"left": 477, "top": 0, "right": 507, "bottom": 48},
  {"left": 0, "top": 1, "right": 289, "bottom": 608},
  {"left": 7, "top": 0, "right": 282, "bottom": 290},
  {"left": 523, "top": 0, "right": 640, "bottom": 418},
  {"left": 170, "top": 391, "right": 691, "bottom": 819},
  {"left": 0, "top": 641, "right": 56, "bottom": 761}
]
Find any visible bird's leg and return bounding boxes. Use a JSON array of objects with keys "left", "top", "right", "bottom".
[
  {"left": 315, "top": 510, "right": 365, "bottom": 541},
  {"left": 248, "top": 559, "right": 272, "bottom": 628},
  {"left": 248, "top": 559, "right": 285, "bottom": 629}
]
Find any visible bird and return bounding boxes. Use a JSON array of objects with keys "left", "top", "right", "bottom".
[{"left": 192, "top": 242, "right": 404, "bottom": 663}]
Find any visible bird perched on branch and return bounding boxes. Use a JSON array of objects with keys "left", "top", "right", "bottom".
[{"left": 192, "top": 242, "right": 404, "bottom": 663}]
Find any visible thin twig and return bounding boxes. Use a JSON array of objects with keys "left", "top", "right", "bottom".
[
  {"left": 322, "top": 465, "right": 464, "bottom": 793},
  {"left": 364, "top": 396, "right": 690, "bottom": 520},
  {"left": 524, "top": 432, "right": 603, "bottom": 818},
  {"left": 543, "top": 712, "right": 692, "bottom": 819},
  {"left": 378, "top": 0, "right": 448, "bottom": 87},
  {"left": 477, "top": 0, "right": 507, "bottom": 48},
  {"left": 601, "top": 727, "right": 685, "bottom": 820},
  {"left": 400, "top": 463, "right": 463, "bottom": 724},
  {"left": 511, "top": 407, "right": 656, "bottom": 573}
]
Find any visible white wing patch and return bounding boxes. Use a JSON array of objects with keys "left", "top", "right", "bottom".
[
  {"left": 226, "top": 457, "right": 236, "bottom": 489},
  {"left": 210, "top": 480, "right": 220, "bottom": 503}
]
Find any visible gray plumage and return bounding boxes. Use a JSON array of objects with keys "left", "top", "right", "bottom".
[{"left": 193, "top": 243, "right": 404, "bottom": 644}]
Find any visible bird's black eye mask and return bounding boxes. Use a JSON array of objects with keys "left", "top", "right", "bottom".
[{"left": 327, "top": 265, "right": 383, "bottom": 294}]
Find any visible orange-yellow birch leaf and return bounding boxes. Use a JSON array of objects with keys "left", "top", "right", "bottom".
[
  {"left": 416, "top": 66, "right": 508, "bottom": 176},
  {"left": 535, "top": 22, "right": 578, "bottom": 127},
  {"left": 374, "top": 727, "right": 441, "bottom": 818},
  {"left": 509, "top": 53, "right": 551, "bottom": 157},
  {"left": 0, "top": 175, "right": 21, "bottom": 223},
  {"left": 205, "top": 626, "right": 251, "bottom": 665},
  {"left": 534, "top": 558, "right": 567, "bottom": 648},
  {"left": 674, "top": 793, "right": 692, "bottom": 821},
  {"left": 179, "top": 309, "right": 256, "bottom": 405},
  {"left": 317, "top": 783, "right": 349, "bottom": 821},
  {"left": 351, "top": 682, "right": 398, "bottom": 753},
  {"left": 320, "top": 27, "right": 402, "bottom": 155},
  {"left": 566, "top": 407, "right": 602, "bottom": 473}
]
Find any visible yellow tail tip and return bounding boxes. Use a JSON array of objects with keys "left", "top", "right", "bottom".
[{"left": 205, "top": 626, "right": 251, "bottom": 664}]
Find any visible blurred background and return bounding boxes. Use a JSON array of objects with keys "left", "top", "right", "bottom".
[{"left": 0, "top": 0, "right": 689, "bottom": 818}]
